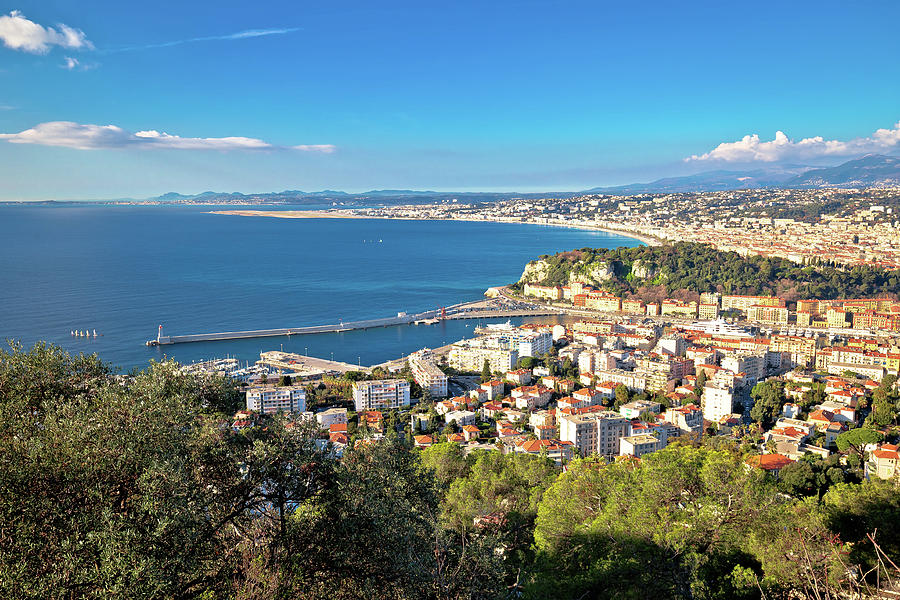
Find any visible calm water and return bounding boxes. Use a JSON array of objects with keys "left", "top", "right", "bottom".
[{"left": 0, "top": 204, "right": 641, "bottom": 370}]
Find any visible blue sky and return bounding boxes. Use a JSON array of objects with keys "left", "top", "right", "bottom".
[{"left": 1, "top": 0, "right": 899, "bottom": 199}]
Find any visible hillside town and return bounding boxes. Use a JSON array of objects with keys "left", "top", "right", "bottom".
[
  {"left": 345, "top": 188, "right": 900, "bottom": 269},
  {"left": 205, "top": 293, "right": 900, "bottom": 482}
]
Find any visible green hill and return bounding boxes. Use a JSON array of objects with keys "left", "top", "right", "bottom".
[{"left": 515, "top": 242, "right": 900, "bottom": 302}]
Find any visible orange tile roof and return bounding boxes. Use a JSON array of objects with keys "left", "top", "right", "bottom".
[{"left": 746, "top": 454, "right": 794, "bottom": 471}]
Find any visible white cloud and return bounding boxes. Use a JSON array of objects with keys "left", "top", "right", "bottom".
[
  {"left": 0, "top": 121, "right": 336, "bottom": 152},
  {"left": 687, "top": 121, "right": 900, "bottom": 162},
  {"left": 0, "top": 10, "right": 92, "bottom": 54},
  {"left": 292, "top": 144, "right": 337, "bottom": 153},
  {"left": 63, "top": 56, "right": 78, "bottom": 69}
]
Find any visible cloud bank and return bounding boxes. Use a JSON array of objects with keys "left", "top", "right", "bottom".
[
  {"left": 0, "top": 121, "right": 335, "bottom": 153},
  {"left": 0, "top": 10, "right": 92, "bottom": 54},
  {"left": 688, "top": 121, "right": 900, "bottom": 163}
]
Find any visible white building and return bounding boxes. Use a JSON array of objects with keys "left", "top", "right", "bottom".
[
  {"left": 721, "top": 353, "right": 766, "bottom": 384},
  {"left": 316, "top": 407, "right": 349, "bottom": 428},
  {"left": 701, "top": 385, "right": 735, "bottom": 423},
  {"left": 408, "top": 349, "right": 448, "bottom": 398},
  {"left": 351, "top": 379, "right": 411, "bottom": 411},
  {"left": 448, "top": 339, "right": 518, "bottom": 373},
  {"left": 619, "top": 399, "right": 661, "bottom": 420},
  {"left": 246, "top": 385, "right": 306, "bottom": 414},
  {"left": 619, "top": 433, "right": 665, "bottom": 458},
  {"left": 444, "top": 410, "right": 477, "bottom": 427}
]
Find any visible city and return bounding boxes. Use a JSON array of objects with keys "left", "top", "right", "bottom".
[{"left": 4, "top": 2, "right": 900, "bottom": 599}]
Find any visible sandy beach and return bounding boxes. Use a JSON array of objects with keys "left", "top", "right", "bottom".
[{"left": 209, "top": 209, "right": 662, "bottom": 246}]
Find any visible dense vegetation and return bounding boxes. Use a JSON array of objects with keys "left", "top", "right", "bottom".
[
  {"left": 3, "top": 343, "right": 900, "bottom": 599},
  {"left": 519, "top": 242, "right": 900, "bottom": 301}
]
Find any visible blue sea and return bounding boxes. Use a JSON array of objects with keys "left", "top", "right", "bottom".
[{"left": 0, "top": 204, "right": 641, "bottom": 371}]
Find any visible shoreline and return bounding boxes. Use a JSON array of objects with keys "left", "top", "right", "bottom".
[{"left": 209, "top": 209, "right": 663, "bottom": 247}]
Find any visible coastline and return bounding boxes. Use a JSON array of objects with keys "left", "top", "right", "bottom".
[{"left": 209, "top": 209, "right": 662, "bottom": 247}]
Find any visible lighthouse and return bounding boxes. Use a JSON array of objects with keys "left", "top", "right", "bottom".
[{"left": 157, "top": 324, "right": 163, "bottom": 344}]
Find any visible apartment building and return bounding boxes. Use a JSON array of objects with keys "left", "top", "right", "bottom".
[
  {"left": 246, "top": 384, "right": 307, "bottom": 414},
  {"left": 559, "top": 410, "right": 632, "bottom": 459},
  {"left": 408, "top": 349, "right": 448, "bottom": 398},
  {"left": 351, "top": 379, "right": 411, "bottom": 411},
  {"left": 448, "top": 339, "right": 518, "bottom": 372},
  {"left": 619, "top": 433, "right": 665, "bottom": 458},
  {"left": 701, "top": 385, "right": 734, "bottom": 423}
]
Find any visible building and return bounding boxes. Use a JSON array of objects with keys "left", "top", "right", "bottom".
[
  {"left": 479, "top": 380, "right": 505, "bottom": 401},
  {"left": 505, "top": 368, "right": 532, "bottom": 386},
  {"left": 619, "top": 433, "right": 665, "bottom": 458},
  {"left": 869, "top": 444, "right": 900, "bottom": 480},
  {"left": 701, "top": 385, "right": 734, "bottom": 423},
  {"left": 619, "top": 399, "right": 661, "bottom": 419},
  {"left": 408, "top": 349, "right": 448, "bottom": 398},
  {"left": 698, "top": 302, "right": 719, "bottom": 320},
  {"left": 523, "top": 283, "right": 562, "bottom": 301},
  {"left": 513, "top": 439, "right": 575, "bottom": 465},
  {"left": 661, "top": 299, "right": 698, "bottom": 317},
  {"left": 246, "top": 384, "right": 307, "bottom": 414},
  {"left": 559, "top": 410, "right": 632, "bottom": 459},
  {"left": 748, "top": 305, "right": 789, "bottom": 325},
  {"left": 593, "top": 368, "right": 648, "bottom": 393},
  {"left": 720, "top": 352, "right": 766, "bottom": 384},
  {"left": 444, "top": 410, "right": 477, "bottom": 427},
  {"left": 721, "top": 295, "right": 783, "bottom": 314},
  {"left": 351, "top": 379, "right": 411, "bottom": 411},
  {"left": 449, "top": 339, "right": 518, "bottom": 373},
  {"left": 745, "top": 454, "right": 794, "bottom": 477},
  {"left": 664, "top": 404, "right": 703, "bottom": 435},
  {"left": 770, "top": 335, "right": 817, "bottom": 368},
  {"left": 584, "top": 292, "right": 622, "bottom": 312},
  {"left": 317, "top": 407, "right": 348, "bottom": 429}
]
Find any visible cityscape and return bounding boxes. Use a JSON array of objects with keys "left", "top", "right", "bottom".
[{"left": 3, "top": 2, "right": 900, "bottom": 599}]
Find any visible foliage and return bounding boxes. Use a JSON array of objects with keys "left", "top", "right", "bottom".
[
  {"left": 749, "top": 380, "right": 786, "bottom": 428},
  {"left": 4, "top": 343, "right": 900, "bottom": 600},
  {"left": 524, "top": 242, "right": 900, "bottom": 300}
]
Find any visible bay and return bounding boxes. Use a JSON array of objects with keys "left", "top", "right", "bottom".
[{"left": 0, "top": 204, "right": 641, "bottom": 370}]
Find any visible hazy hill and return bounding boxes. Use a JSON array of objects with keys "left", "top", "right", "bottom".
[{"left": 783, "top": 154, "right": 900, "bottom": 188}]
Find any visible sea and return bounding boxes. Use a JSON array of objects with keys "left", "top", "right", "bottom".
[{"left": 0, "top": 204, "right": 642, "bottom": 371}]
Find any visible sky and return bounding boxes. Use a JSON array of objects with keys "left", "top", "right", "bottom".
[{"left": 1, "top": 0, "right": 899, "bottom": 200}]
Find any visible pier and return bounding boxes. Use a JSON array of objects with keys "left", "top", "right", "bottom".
[{"left": 146, "top": 298, "right": 561, "bottom": 346}]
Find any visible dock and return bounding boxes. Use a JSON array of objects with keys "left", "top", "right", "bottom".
[{"left": 146, "top": 298, "right": 561, "bottom": 346}]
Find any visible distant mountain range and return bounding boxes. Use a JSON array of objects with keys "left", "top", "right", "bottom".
[
  {"left": 144, "top": 189, "right": 580, "bottom": 205},
  {"left": 586, "top": 154, "right": 900, "bottom": 194},
  {"left": 22, "top": 154, "right": 895, "bottom": 206},
  {"left": 783, "top": 155, "right": 900, "bottom": 188}
]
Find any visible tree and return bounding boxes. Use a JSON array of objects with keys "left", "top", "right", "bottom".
[
  {"left": 836, "top": 428, "right": 883, "bottom": 463},
  {"left": 481, "top": 359, "right": 491, "bottom": 383},
  {"left": 614, "top": 384, "right": 630, "bottom": 409},
  {"left": 0, "top": 343, "right": 330, "bottom": 599},
  {"left": 419, "top": 442, "right": 470, "bottom": 488},
  {"left": 279, "top": 374, "right": 293, "bottom": 386},
  {"left": 531, "top": 446, "right": 785, "bottom": 599},
  {"left": 696, "top": 369, "right": 708, "bottom": 389},
  {"left": 749, "top": 380, "right": 785, "bottom": 428}
]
